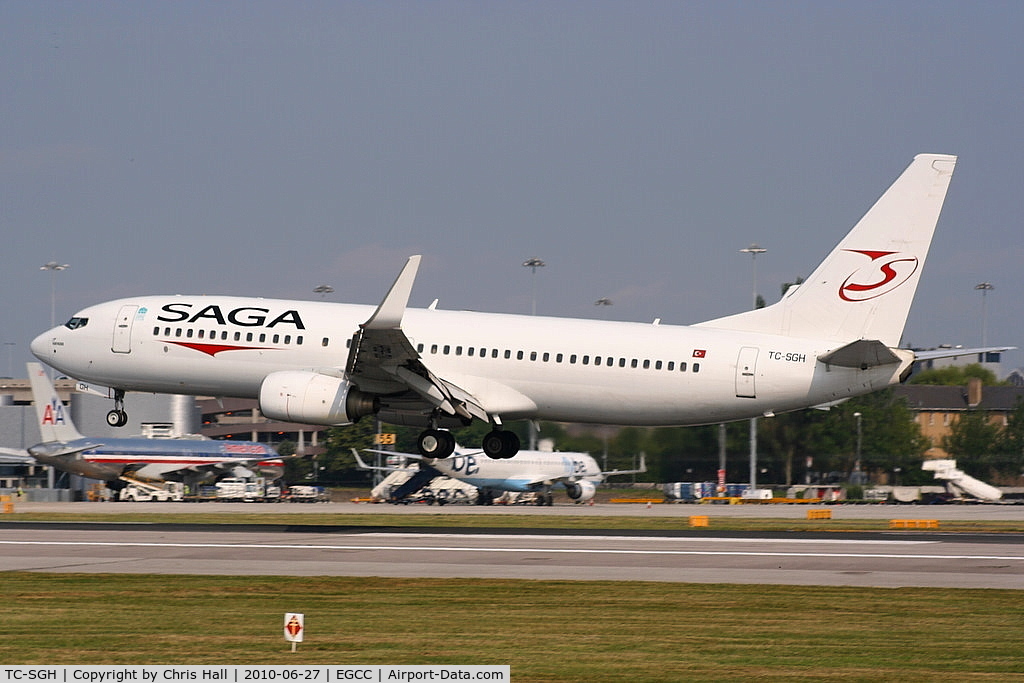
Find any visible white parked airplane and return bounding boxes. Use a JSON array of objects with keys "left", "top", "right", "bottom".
[
  {"left": 30, "top": 154, "right": 1000, "bottom": 460},
  {"left": 353, "top": 446, "right": 645, "bottom": 505},
  {"left": 2, "top": 362, "right": 284, "bottom": 488}
]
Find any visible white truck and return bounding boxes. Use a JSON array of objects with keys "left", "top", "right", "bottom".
[
  {"left": 118, "top": 479, "right": 184, "bottom": 502},
  {"left": 214, "top": 477, "right": 282, "bottom": 502}
]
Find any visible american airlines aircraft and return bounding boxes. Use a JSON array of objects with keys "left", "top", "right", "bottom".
[
  {"left": 30, "top": 154, "right": 992, "bottom": 460},
  {"left": 353, "top": 447, "right": 646, "bottom": 505},
  {"left": 3, "top": 362, "right": 284, "bottom": 487}
]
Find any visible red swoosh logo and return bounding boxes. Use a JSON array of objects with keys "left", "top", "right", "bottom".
[{"left": 165, "top": 341, "right": 269, "bottom": 357}]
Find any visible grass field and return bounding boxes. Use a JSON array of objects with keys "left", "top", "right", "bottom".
[
  {"left": 1, "top": 573, "right": 1023, "bottom": 680},
  {"left": 3, "top": 509, "right": 1023, "bottom": 680}
]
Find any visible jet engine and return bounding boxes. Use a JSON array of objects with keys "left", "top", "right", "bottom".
[
  {"left": 259, "top": 371, "right": 379, "bottom": 425},
  {"left": 564, "top": 479, "right": 597, "bottom": 503}
]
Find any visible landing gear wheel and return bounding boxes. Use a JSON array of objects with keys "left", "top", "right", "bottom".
[
  {"left": 106, "top": 409, "right": 128, "bottom": 427},
  {"left": 417, "top": 429, "right": 456, "bottom": 458},
  {"left": 481, "top": 431, "right": 506, "bottom": 459},
  {"left": 482, "top": 429, "right": 521, "bottom": 459}
]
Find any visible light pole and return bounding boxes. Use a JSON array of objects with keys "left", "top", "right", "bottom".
[
  {"left": 522, "top": 257, "right": 546, "bottom": 449},
  {"left": 853, "top": 411, "right": 863, "bottom": 481},
  {"left": 40, "top": 261, "right": 70, "bottom": 328},
  {"left": 522, "top": 257, "right": 545, "bottom": 316},
  {"left": 3, "top": 343, "right": 14, "bottom": 378},
  {"left": 739, "top": 244, "right": 766, "bottom": 492},
  {"left": 975, "top": 282, "right": 994, "bottom": 347},
  {"left": 739, "top": 244, "right": 767, "bottom": 309}
]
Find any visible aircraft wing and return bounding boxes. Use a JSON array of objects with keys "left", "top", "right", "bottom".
[
  {"left": 0, "top": 447, "right": 34, "bottom": 465},
  {"left": 163, "top": 457, "right": 286, "bottom": 479},
  {"left": 352, "top": 448, "right": 421, "bottom": 472},
  {"left": 344, "top": 255, "right": 489, "bottom": 423},
  {"left": 600, "top": 453, "right": 647, "bottom": 480}
]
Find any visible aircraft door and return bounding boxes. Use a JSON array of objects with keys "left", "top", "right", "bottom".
[
  {"left": 735, "top": 346, "right": 758, "bottom": 398},
  {"left": 112, "top": 304, "right": 139, "bottom": 354}
]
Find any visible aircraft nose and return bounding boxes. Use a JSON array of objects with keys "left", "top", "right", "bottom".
[{"left": 30, "top": 328, "right": 54, "bottom": 361}]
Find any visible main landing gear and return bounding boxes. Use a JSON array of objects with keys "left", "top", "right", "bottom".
[
  {"left": 481, "top": 429, "right": 520, "bottom": 459},
  {"left": 415, "top": 427, "right": 521, "bottom": 460},
  {"left": 106, "top": 390, "right": 128, "bottom": 428},
  {"left": 417, "top": 429, "right": 456, "bottom": 459}
]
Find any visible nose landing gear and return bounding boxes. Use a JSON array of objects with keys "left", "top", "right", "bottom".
[{"left": 106, "top": 390, "right": 128, "bottom": 427}]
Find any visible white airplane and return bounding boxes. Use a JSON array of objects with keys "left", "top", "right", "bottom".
[
  {"left": 353, "top": 446, "right": 646, "bottom": 505},
  {"left": 3, "top": 362, "right": 285, "bottom": 488},
  {"left": 30, "top": 154, "right": 1002, "bottom": 460}
]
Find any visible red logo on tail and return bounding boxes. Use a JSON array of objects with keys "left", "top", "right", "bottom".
[{"left": 839, "top": 250, "right": 919, "bottom": 302}]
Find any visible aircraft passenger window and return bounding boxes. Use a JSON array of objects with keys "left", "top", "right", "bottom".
[
  {"left": 556, "top": 353, "right": 563, "bottom": 363},
  {"left": 631, "top": 359, "right": 638, "bottom": 368},
  {"left": 346, "top": 339, "right": 351, "bottom": 348},
  {"left": 468, "top": 347, "right": 475, "bottom": 357},
  {"left": 693, "top": 363, "right": 700, "bottom": 373},
  {"left": 187, "top": 329, "right": 194, "bottom": 338},
  {"left": 247, "top": 333, "right": 254, "bottom": 342},
  {"left": 175, "top": 329, "right": 182, "bottom": 338},
  {"left": 456, "top": 346, "right": 463, "bottom": 356},
  {"left": 517, "top": 351, "right": 524, "bottom": 360},
  {"left": 259, "top": 334, "right": 266, "bottom": 343},
  {"left": 297, "top": 336, "right": 303, "bottom": 345},
  {"left": 272, "top": 334, "right": 280, "bottom": 344},
  {"left": 643, "top": 360, "right": 650, "bottom": 369},
  {"left": 478, "top": 347, "right": 486, "bottom": 357},
  {"left": 655, "top": 361, "right": 662, "bottom": 370},
  {"left": 606, "top": 357, "right": 613, "bottom": 367},
  {"left": 667, "top": 361, "right": 675, "bottom": 371},
  {"left": 492, "top": 349, "right": 499, "bottom": 358},
  {"left": 321, "top": 336, "right": 329, "bottom": 347},
  {"left": 164, "top": 328, "right": 171, "bottom": 336},
  {"left": 570, "top": 354, "right": 577, "bottom": 364},
  {"left": 431, "top": 344, "right": 438, "bottom": 354},
  {"left": 594, "top": 356, "right": 601, "bottom": 365},
  {"left": 530, "top": 351, "right": 537, "bottom": 361},
  {"left": 582, "top": 355, "right": 590, "bottom": 365},
  {"left": 619, "top": 358, "right": 625, "bottom": 367},
  {"left": 152, "top": 326, "right": 159, "bottom": 335},
  {"left": 284, "top": 335, "right": 291, "bottom": 344},
  {"left": 441, "top": 345, "right": 449, "bottom": 354},
  {"left": 680, "top": 362, "right": 687, "bottom": 371},
  {"left": 234, "top": 332, "right": 241, "bottom": 341},
  {"left": 198, "top": 330, "right": 205, "bottom": 339}
]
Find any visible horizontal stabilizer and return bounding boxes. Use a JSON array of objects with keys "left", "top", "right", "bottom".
[
  {"left": 913, "top": 345, "right": 1015, "bottom": 362},
  {"left": 817, "top": 340, "right": 901, "bottom": 369}
]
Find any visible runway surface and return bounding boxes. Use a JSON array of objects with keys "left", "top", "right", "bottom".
[
  {"left": 12, "top": 499, "right": 1024, "bottom": 519},
  {"left": 2, "top": 510, "right": 1023, "bottom": 589}
]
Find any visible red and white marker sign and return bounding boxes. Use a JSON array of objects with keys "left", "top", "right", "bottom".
[{"left": 284, "top": 613, "right": 304, "bottom": 643}]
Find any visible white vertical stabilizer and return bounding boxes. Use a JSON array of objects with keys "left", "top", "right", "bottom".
[
  {"left": 697, "top": 154, "right": 957, "bottom": 346},
  {"left": 27, "top": 362, "right": 83, "bottom": 443}
]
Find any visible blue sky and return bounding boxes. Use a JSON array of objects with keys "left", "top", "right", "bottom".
[{"left": 2, "top": 1, "right": 1022, "bottom": 376}]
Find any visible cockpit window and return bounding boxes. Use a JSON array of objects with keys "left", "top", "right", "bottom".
[{"left": 64, "top": 317, "right": 89, "bottom": 330}]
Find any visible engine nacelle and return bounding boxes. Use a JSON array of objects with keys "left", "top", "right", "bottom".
[
  {"left": 564, "top": 479, "right": 597, "bottom": 503},
  {"left": 259, "top": 371, "right": 379, "bottom": 425}
]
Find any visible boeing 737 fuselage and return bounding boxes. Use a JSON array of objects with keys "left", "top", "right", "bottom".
[{"left": 31, "top": 155, "right": 981, "bottom": 459}]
